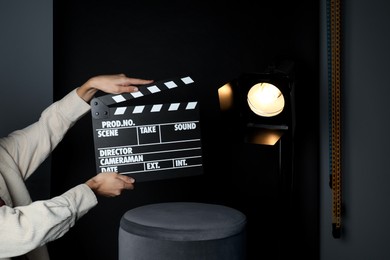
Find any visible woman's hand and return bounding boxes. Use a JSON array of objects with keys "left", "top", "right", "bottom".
[
  {"left": 77, "top": 74, "right": 154, "bottom": 102},
  {"left": 85, "top": 172, "right": 135, "bottom": 197}
]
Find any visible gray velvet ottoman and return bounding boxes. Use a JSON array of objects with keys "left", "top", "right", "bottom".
[{"left": 119, "top": 202, "right": 247, "bottom": 260}]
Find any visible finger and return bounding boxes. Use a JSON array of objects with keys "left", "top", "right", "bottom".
[
  {"left": 117, "top": 174, "right": 135, "bottom": 184},
  {"left": 124, "top": 78, "right": 154, "bottom": 86},
  {"left": 124, "top": 182, "right": 135, "bottom": 190},
  {"left": 119, "top": 86, "right": 139, "bottom": 92}
]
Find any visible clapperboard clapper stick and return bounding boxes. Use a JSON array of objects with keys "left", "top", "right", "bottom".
[{"left": 90, "top": 76, "right": 203, "bottom": 182}]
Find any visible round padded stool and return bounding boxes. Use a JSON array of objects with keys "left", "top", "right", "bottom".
[{"left": 119, "top": 202, "right": 247, "bottom": 260}]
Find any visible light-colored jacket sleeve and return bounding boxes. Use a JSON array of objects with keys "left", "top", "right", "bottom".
[
  {"left": 0, "top": 88, "right": 91, "bottom": 180},
  {"left": 0, "top": 88, "right": 98, "bottom": 258},
  {"left": 0, "top": 184, "right": 97, "bottom": 257}
]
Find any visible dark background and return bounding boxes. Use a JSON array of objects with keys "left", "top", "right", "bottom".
[
  {"left": 49, "top": 1, "right": 319, "bottom": 259},
  {"left": 4, "top": 1, "right": 390, "bottom": 259}
]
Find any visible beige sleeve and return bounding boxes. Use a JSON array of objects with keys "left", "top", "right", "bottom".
[
  {"left": 0, "top": 88, "right": 91, "bottom": 179},
  {"left": 0, "top": 184, "right": 97, "bottom": 258}
]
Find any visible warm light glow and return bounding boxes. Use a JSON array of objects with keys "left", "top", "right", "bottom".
[
  {"left": 218, "top": 83, "right": 234, "bottom": 111},
  {"left": 247, "top": 82, "right": 285, "bottom": 117},
  {"left": 245, "top": 128, "right": 284, "bottom": 145}
]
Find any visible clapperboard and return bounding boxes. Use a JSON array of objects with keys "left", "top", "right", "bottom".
[{"left": 90, "top": 76, "right": 203, "bottom": 182}]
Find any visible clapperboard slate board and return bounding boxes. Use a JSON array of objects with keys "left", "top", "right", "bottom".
[{"left": 90, "top": 76, "right": 203, "bottom": 182}]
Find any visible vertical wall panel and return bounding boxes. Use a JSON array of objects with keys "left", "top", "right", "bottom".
[{"left": 0, "top": 0, "right": 53, "bottom": 200}]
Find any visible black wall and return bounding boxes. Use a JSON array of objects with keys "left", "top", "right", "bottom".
[{"left": 50, "top": 1, "right": 319, "bottom": 259}]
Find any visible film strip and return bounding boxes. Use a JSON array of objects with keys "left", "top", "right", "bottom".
[
  {"left": 91, "top": 76, "right": 203, "bottom": 182},
  {"left": 327, "top": 0, "right": 342, "bottom": 238}
]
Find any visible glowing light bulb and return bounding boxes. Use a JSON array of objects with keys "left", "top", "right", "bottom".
[{"left": 247, "top": 82, "right": 285, "bottom": 117}]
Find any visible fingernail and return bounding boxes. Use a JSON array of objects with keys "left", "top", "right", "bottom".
[{"left": 133, "top": 87, "right": 139, "bottom": 92}]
